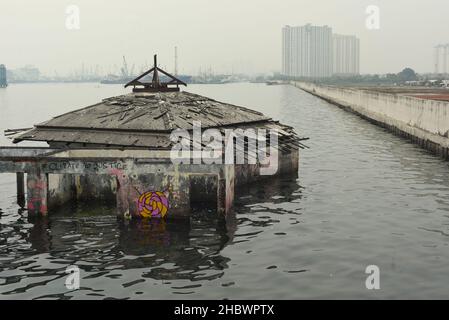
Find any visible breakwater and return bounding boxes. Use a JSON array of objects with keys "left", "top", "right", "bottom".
[{"left": 293, "top": 81, "right": 449, "bottom": 160}]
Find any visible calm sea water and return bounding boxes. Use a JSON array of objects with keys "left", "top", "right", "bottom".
[{"left": 1, "top": 83, "right": 449, "bottom": 299}]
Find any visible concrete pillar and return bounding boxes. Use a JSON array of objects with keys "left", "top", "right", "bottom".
[
  {"left": 27, "top": 171, "right": 48, "bottom": 216},
  {"left": 217, "top": 179, "right": 226, "bottom": 215},
  {"left": 17, "top": 172, "right": 25, "bottom": 208},
  {"left": 218, "top": 165, "right": 234, "bottom": 215},
  {"left": 161, "top": 174, "right": 190, "bottom": 219},
  {"left": 115, "top": 173, "right": 132, "bottom": 219}
]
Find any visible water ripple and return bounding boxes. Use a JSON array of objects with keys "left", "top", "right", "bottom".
[{"left": 1, "top": 83, "right": 449, "bottom": 299}]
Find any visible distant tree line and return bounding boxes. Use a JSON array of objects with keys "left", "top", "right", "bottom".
[{"left": 272, "top": 68, "right": 448, "bottom": 86}]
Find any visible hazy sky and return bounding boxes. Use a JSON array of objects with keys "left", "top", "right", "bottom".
[{"left": 0, "top": 0, "right": 448, "bottom": 75}]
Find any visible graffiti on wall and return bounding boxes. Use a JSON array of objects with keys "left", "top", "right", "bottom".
[
  {"left": 44, "top": 161, "right": 128, "bottom": 172},
  {"left": 137, "top": 190, "right": 170, "bottom": 219},
  {"left": 27, "top": 174, "right": 48, "bottom": 215},
  {"left": 108, "top": 168, "right": 170, "bottom": 219}
]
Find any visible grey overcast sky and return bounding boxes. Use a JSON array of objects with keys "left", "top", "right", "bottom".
[{"left": 0, "top": 0, "right": 447, "bottom": 75}]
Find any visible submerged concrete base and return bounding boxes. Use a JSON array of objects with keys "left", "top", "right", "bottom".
[
  {"left": 29, "top": 167, "right": 237, "bottom": 219},
  {"left": 1, "top": 148, "right": 299, "bottom": 219}
]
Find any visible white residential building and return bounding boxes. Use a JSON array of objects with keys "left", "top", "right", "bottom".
[
  {"left": 282, "top": 24, "right": 360, "bottom": 78},
  {"left": 333, "top": 34, "right": 360, "bottom": 75},
  {"left": 282, "top": 24, "right": 333, "bottom": 78}
]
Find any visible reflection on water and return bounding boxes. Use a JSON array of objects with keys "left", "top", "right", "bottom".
[
  {"left": 0, "top": 175, "right": 301, "bottom": 299},
  {"left": 2, "top": 83, "right": 449, "bottom": 299}
]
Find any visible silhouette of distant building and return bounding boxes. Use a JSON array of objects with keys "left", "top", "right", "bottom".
[
  {"left": 282, "top": 24, "right": 333, "bottom": 78},
  {"left": 333, "top": 34, "right": 360, "bottom": 76},
  {"left": 0, "top": 64, "right": 7, "bottom": 87},
  {"left": 282, "top": 24, "right": 360, "bottom": 78},
  {"left": 8, "top": 65, "right": 40, "bottom": 82}
]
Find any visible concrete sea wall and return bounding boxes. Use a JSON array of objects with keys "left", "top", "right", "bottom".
[{"left": 293, "top": 81, "right": 449, "bottom": 160}]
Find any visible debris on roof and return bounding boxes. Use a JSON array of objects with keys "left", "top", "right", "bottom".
[{"left": 12, "top": 55, "right": 307, "bottom": 150}]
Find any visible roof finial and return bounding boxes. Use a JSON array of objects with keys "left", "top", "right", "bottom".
[
  {"left": 152, "top": 55, "right": 160, "bottom": 88},
  {"left": 125, "top": 54, "right": 187, "bottom": 93}
]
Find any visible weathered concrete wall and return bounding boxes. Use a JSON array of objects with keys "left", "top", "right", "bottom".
[
  {"left": 2, "top": 146, "right": 299, "bottom": 217},
  {"left": 48, "top": 174, "right": 74, "bottom": 209},
  {"left": 294, "top": 82, "right": 449, "bottom": 159},
  {"left": 75, "top": 175, "right": 116, "bottom": 202},
  {"left": 48, "top": 174, "right": 117, "bottom": 209},
  {"left": 114, "top": 170, "right": 192, "bottom": 219},
  {"left": 279, "top": 150, "right": 299, "bottom": 176},
  {"left": 233, "top": 149, "right": 299, "bottom": 185},
  {"left": 189, "top": 174, "right": 218, "bottom": 204}
]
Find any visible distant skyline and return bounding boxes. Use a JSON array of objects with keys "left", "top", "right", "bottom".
[{"left": 0, "top": 0, "right": 448, "bottom": 75}]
